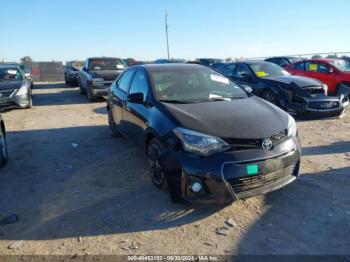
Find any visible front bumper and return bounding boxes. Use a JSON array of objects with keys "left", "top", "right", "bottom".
[
  {"left": 0, "top": 90, "right": 31, "bottom": 110},
  {"left": 91, "top": 81, "right": 113, "bottom": 97},
  {"left": 283, "top": 96, "right": 349, "bottom": 118},
  {"left": 160, "top": 136, "right": 301, "bottom": 204}
]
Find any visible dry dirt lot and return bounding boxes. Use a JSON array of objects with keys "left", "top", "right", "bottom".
[{"left": 0, "top": 83, "right": 349, "bottom": 256}]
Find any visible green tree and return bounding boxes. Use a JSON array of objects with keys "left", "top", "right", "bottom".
[{"left": 20, "top": 56, "right": 33, "bottom": 69}]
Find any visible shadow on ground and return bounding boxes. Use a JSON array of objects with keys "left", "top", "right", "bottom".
[
  {"left": 302, "top": 141, "right": 350, "bottom": 156},
  {"left": 235, "top": 167, "right": 350, "bottom": 254},
  {"left": 0, "top": 125, "right": 223, "bottom": 241}
]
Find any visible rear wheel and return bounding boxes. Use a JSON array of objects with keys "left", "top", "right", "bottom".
[
  {"left": 0, "top": 128, "right": 8, "bottom": 168},
  {"left": 147, "top": 138, "right": 168, "bottom": 191},
  {"left": 108, "top": 107, "right": 122, "bottom": 137},
  {"left": 262, "top": 89, "right": 277, "bottom": 104},
  {"left": 336, "top": 83, "right": 350, "bottom": 97}
]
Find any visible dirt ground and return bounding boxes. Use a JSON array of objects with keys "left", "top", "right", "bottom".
[{"left": 0, "top": 83, "right": 349, "bottom": 256}]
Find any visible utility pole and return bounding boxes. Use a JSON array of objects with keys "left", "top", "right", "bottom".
[{"left": 165, "top": 10, "right": 170, "bottom": 59}]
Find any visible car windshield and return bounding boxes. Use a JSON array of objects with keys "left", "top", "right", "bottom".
[
  {"left": 249, "top": 63, "right": 290, "bottom": 77},
  {"left": 71, "top": 61, "right": 83, "bottom": 70},
  {"left": 0, "top": 68, "right": 23, "bottom": 82},
  {"left": 149, "top": 68, "right": 248, "bottom": 103},
  {"left": 89, "top": 59, "right": 125, "bottom": 71},
  {"left": 330, "top": 60, "right": 350, "bottom": 72}
]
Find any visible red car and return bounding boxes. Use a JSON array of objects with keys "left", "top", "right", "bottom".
[{"left": 285, "top": 59, "right": 350, "bottom": 95}]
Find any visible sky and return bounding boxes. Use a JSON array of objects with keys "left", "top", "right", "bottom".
[{"left": 1, "top": 0, "right": 350, "bottom": 62}]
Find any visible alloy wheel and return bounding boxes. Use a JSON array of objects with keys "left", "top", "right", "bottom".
[{"left": 147, "top": 142, "right": 165, "bottom": 187}]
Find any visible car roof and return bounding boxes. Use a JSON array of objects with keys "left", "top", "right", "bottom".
[
  {"left": 303, "top": 58, "right": 341, "bottom": 63},
  {"left": 0, "top": 64, "right": 20, "bottom": 69},
  {"left": 88, "top": 57, "right": 122, "bottom": 60},
  {"left": 135, "top": 63, "right": 209, "bottom": 72}
]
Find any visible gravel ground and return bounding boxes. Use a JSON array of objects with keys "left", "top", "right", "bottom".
[{"left": 0, "top": 83, "right": 349, "bottom": 256}]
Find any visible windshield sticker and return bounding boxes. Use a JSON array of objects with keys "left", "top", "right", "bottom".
[
  {"left": 7, "top": 70, "right": 18, "bottom": 75},
  {"left": 116, "top": 64, "right": 124, "bottom": 69},
  {"left": 256, "top": 71, "right": 267, "bottom": 77},
  {"left": 210, "top": 74, "right": 229, "bottom": 84}
]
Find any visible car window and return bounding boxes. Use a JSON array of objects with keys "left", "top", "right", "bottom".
[
  {"left": 0, "top": 68, "right": 23, "bottom": 82},
  {"left": 234, "top": 64, "right": 253, "bottom": 78},
  {"left": 305, "top": 62, "right": 329, "bottom": 73},
  {"left": 291, "top": 62, "right": 304, "bottom": 71},
  {"left": 149, "top": 68, "right": 247, "bottom": 102},
  {"left": 117, "top": 70, "right": 135, "bottom": 92},
  {"left": 222, "top": 64, "right": 237, "bottom": 77},
  {"left": 128, "top": 70, "right": 149, "bottom": 101}
]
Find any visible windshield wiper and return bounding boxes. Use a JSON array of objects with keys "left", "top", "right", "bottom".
[{"left": 196, "top": 96, "right": 246, "bottom": 102}]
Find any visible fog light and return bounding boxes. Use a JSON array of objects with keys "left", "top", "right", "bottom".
[{"left": 191, "top": 182, "right": 202, "bottom": 193}]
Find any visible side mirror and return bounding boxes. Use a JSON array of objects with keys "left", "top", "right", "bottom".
[
  {"left": 329, "top": 68, "right": 334, "bottom": 74},
  {"left": 241, "top": 85, "right": 253, "bottom": 94},
  {"left": 241, "top": 73, "right": 253, "bottom": 81},
  {"left": 24, "top": 72, "right": 31, "bottom": 78},
  {"left": 127, "top": 92, "right": 144, "bottom": 104}
]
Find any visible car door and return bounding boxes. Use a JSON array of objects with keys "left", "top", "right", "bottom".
[
  {"left": 122, "top": 69, "right": 151, "bottom": 149},
  {"left": 110, "top": 69, "right": 135, "bottom": 133},
  {"left": 79, "top": 60, "right": 89, "bottom": 88},
  {"left": 287, "top": 61, "right": 306, "bottom": 76},
  {"left": 304, "top": 62, "right": 335, "bottom": 90}
]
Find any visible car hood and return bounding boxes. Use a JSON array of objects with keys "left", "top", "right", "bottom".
[
  {"left": 263, "top": 75, "right": 322, "bottom": 87},
  {"left": 162, "top": 96, "right": 289, "bottom": 139},
  {"left": 0, "top": 81, "right": 24, "bottom": 91},
  {"left": 90, "top": 70, "right": 124, "bottom": 81}
]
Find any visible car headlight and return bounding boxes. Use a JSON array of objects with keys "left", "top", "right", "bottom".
[
  {"left": 321, "top": 83, "right": 328, "bottom": 95},
  {"left": 287, "top": 115, "right": 297, "bottom": 137},
  {"left": 173, "top": 127, "right": 230, "bottom": 156},
  {"left": 16, "top": 84, "right": 29, "bottom": 96}
]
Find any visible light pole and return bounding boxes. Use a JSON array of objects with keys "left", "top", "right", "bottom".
[{"left": 165, "top": 11, "right": 170, "bottom": 60}]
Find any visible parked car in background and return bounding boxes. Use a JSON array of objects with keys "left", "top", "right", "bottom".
[
  {"left": 107, "top": 64, "right": 301, "bottom": 203},
  {"left": 78, "top": 57, "right": 125, "bottom": 102},
  {"left": 217, "top": 61, "right": 349, "bottom": 118},
  {"left": 123, "top": 58, "right": 143, "bottom": 66},
  {"left": 285, "top": 59, "right": 350, "bottom": 96},
  {"left": 0, "top": 114, "right": 8, "bottom": 167},
  {"left": 0, "top": 65, "right": 32, "bottom": 110},
  {"left": 65, "top": 61, "right": 83, "bottom": 87},
  {"left": 195, "top": 58, "right": 224, "bottom": 67},
  {"left": 211, "top": 62, "right": 227, "bottom": 71},
  {"left": 3, "top": 63, "right": 33, "bottom": 89},
  {"left": 265, "top": 56, "right": 300, "bottom": 68},
  {"left": 153, "top": 59, "right": 185, "bottom": 64}
]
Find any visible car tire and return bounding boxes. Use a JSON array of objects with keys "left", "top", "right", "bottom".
[
  {"left": 108, "top": 107, "right": 122, "bottom": 137},
  {"left": 86, "top": 83, "right": 96, "bottom": 102},
  {"left": 147, "top": 138, "right": 168, "bottom": 191},
  {"left": 262, "top": 89, "right": 277, "bottom": 104},
  {"left": 27, "top": 95, "right": 33, "bottom": 109},
  {"left": 0, "top": 128, "right": 8, "bottom": 168},
  {"left": 79, "top": 79, "right": 86, "bottom": 95},
  {"left": 336, "top": 83, "right": 350, "bottom": 98}
]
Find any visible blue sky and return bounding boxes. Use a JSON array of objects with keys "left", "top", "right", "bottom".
[{"left": 1, "top": 0, "right": 350, "bottom": 62}]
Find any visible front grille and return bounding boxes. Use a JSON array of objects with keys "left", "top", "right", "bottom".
[
  {"left": 307, "top": 100, "right": 339, "bottom": 110},
  {"left": 223, "top": 130, "right": 288, "bottom": 150},
  {"left": 0, "top": 89, "right": 16, "bottom": 98},
  {"left": 228, "top": 163, "right": 297, "bottom": 193}
]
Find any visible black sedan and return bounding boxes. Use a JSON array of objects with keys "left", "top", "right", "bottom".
[
  {"left": 0, "top": 114, "right": 8, "bottom": 167},
  {"left": 218, "top": 61, "right": 349, "bottom": 118},
  {"left": 265, "top": 56, "right": 300, "bottom": 68},
  {"left": 0, "top": 65, "right": 32, "bottom": 110},
  {"left": 107, "top": 64, "right": 301, "bottom": 204}
]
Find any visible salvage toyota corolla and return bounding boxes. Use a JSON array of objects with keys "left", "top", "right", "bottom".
[{"left": 107, "top": 64, "right": 301, "bottom": 203}]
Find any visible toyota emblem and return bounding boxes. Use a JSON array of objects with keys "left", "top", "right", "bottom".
[{"left": 262, "top": 138, "right": 273, "bottom": 151}]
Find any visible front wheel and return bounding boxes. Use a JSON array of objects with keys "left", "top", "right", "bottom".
[
  {"left": 262, "top": 89, "right": 277, "bottom": 104},
  {"left": 86, "top": 83, "right": 96, "bottom": 102},
  {"left": 0, "top": 128, "right": 8, "bottom": 168},
  {"left": 147, "top": 139, "right": 168, "bottom": 191}
]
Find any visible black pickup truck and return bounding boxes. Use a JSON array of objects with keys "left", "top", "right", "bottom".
[{"left": 78, "top": 57, "right": 125, "bottom": 102}]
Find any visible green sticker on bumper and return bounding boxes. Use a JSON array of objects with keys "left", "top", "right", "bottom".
[{"left": 246, "top": 164, "right": 259, "bottom": 175}]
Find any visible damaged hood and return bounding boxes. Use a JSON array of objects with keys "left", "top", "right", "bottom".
[
  {"left": 263, "top": 75, "right": 322, "bottom": 87},
  {"left": 162, "top": 96, "right": 289, "bottom": 139}
]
